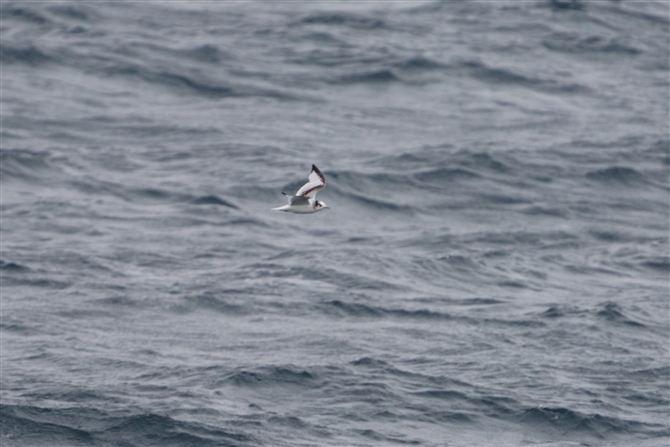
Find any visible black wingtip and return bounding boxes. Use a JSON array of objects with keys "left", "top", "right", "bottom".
[
  {"left": 311, "top": 164, "right": 324, "bottom": 179},
  {"left": 282, "top": 192, "right": 288, "bottom": 196}
]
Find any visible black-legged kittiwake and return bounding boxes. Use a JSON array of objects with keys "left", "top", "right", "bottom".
[{"left": 271, "top": 164, "right": 330, "bottom": 213}]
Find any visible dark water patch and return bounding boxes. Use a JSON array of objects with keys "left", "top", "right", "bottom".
[
  {"left": 325, "top": 300, "right": 453, "bottom": 321},
  {"left": 190, "top": 195, "right": 239, "bottom": 209},
  {"left": 588, "top": 229, "right": 630, "bottom": 243},
  {"left": 223, "top": 366, "right": 319, "bottom": 389},
  {"left": 2, "top": 44, "right": 52, "bottom": 66},
  {"left": 299, "top": 12, "right": 386, "bottom": 30},
  {"left": 299, "top": 30, "right": 349, "bottom": 45},
  {"left": 585, "top": 166, "right": 647, "bottom": 185},
  {"left": 640, "top": 257, "right": 670, "bottom": 272},
  {"left": 393, "top": 55, "right": 445, "bottom": 71},
  {"left": 103, "top": 64, "right": 295, "bottom": 100},
  {"left": 350, "top": 357, "right": 471, "bottom": 391},
  {"left": 148, "top": 71, "right": 236, "bottom": 97},
  {"left": 37, "top": 389, "right": 111, "bottom": 404},
  {"left": 50, "top": 251, "right": 119, "bottom": 275},
  {"left": 622, "top": 390, "right": 670, "bottom": 407},
  {"left": 404, "top": 295, "right": 502, "bottom": 307},
  {"left": 543, "top": 32, "right": 641, "bottom": 55},
  {"left": 126, "top": 187, "right": 186, "bottom": 204},
  {"left": 335, "top": 69, "right": 400, "bottom": 84},
  {"left": 102, "top": 412, "right": 251, "bottom": 446},
  {"left": 435, "top": 255, "right": 482, "bottom": 273},
  {"left": 548, "top": 0, "right": 586, "bottom": 11},
  {"left": 1, "top": 149, "right": 56, "bottom": 181},
  {"left": 94, "top": 295, "right": 146, "bottom": 309},
  {"left": 430, "top": 410, "right": 476, "bottom": 424},
  {"left": 541, "top": 306, "right": 564, "bottom": 318},
  {"left": 596, "top": 302, "right": 645, "bottom": 327},
  {"left": 564, "top": 264, "right": 624, "bottom": 277},
  {"left": 497, "top": 280, "right": 528, "bottom": 289},
  {"left": 327, "top": 300, "right": 385, "bottom": 318},
  {"left": 625, "top": 366, "right": 670, "bottom": 382},
  {"left": 0, "top": 321, "right": 36, "bottom": 335},
  {"left": 391, "top": 308, "right": 453, "bottom": 320},
  {"left": 456, "top": 60, "right": 590, "bottom": 94},
  {"left": 182, "top": 44, "right": 227, "bottom": 64},
  {"left": 477, "top": 193, "right": 533, "bottom": 205},
  {"left": 6, "top": 5, "right": 49, "bottom": 24},
  {"left": 517, "top": 406, "right": 649, "bottom": 438},
  {"left": 520, "top": 205, "right": 568, "bottom": 218},
  {"left": 483, "top": 249, "right": 511, "bottom": 258},
  {"left": 484, "top": 317, "right": 546, "bottom": 328},
  {"left": 454, "top": 151, "right": 510, "bottom": 174},
  {"left": 47, "top": 4, "right": 93, "bottom": 21},
  {"left": 0, "top": 260, "right": 30, "bottom": 272},
  {"left": 357, "top": 428, "right": 421, "bottom": 444},
  {"left": 414, "top": 398, "right": 504, "bottom": 424},
  {"left": 4, "top": 277, "right": 71, "bottom": 289},
  {"left": 186, "top": 292, "right": 250, "bottom": 315},
  {"left": 457, "top": 297, "right": 506, "bottom": 305},
  {"left": 540, "top": 305, "right": 587, "bottom": 319},
  {"left": 1, "top": 405, "right": 94, "bottom": 446},
  {"left": 267, "top": 415, "right": 310, "bottom": 430},
  {"left": 350, "top": 356, "right": 391, "bottom": 368},
  {"left": 412, "top": 389, "right": 470, "bottom": 401}
]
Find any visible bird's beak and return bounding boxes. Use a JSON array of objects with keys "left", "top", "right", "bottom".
[{"left": 324, "top": 206, "right": 331, "bottom": 209}]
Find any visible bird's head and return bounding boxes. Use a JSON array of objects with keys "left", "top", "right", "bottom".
[{"left": 315, "top": 200, "right": 330, "bottom": 211}]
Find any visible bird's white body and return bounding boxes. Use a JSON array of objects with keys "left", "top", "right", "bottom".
[
  {"left": 272, "top": 165, "right": 330, "bottom": 214},
  {"left": 271, "top": 201, "right": 318, "bottom": 214}
]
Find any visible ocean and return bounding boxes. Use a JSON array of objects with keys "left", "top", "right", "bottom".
[{"left": 2, "top": 1, "right": 669, "bottom": 446}]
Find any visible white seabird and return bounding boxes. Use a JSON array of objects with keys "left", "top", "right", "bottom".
[{"left": 271, "top": 164, "right": 330, "bottom": 213}]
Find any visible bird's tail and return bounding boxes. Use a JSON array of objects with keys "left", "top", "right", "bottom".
[{"left": 272, "top": 192, "right": 292, "bottom": 211}]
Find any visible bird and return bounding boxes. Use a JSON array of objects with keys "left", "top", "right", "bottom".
[{"left": 271, "top": 164, "right": 330, "bottom": 213}]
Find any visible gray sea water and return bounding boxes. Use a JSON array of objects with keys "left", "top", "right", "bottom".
[{"left": 2, "top": 1, "right": 669, "bottom": 446}]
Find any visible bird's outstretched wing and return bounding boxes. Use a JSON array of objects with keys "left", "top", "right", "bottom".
[{"left": 295, "top": 164, "right": 326, "bottom": 199}]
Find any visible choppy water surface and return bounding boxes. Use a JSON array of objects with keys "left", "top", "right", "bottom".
[{"left": 2, "top": 1, "right": 669, "bottom": 446}]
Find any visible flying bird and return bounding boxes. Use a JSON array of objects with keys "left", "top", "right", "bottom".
[{"left": 271, "top": 164, "right": 330, "bottom": 213}]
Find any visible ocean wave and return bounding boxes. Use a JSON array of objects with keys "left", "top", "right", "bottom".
[
  {"left": 2, "top": 405, "right": 255, "bottom": 447},
  {"left": 1, "top": 149, "right": 57, "bottom": 182},
  {"left": 596, "top": 302, "right": 646, "bottom": 328},
  {"left": 333, "top": 69, "right": 400, "bottom": 85},
  {"left": 102, "top": 64, "right": 297, "bottom": 100},
  {"left": 2, "top": 45, "right": 52, "bottom": 66},
  {"left": 298, "top": 12, "right": 387, "bottom": 30},
  {"left": 0, "top": 260, "right": 30, "bottom": 272},
  {"left": 5, "top": 5, "right": 50, "bottom": 25},
  {"left": 324, "top": 299, "right": 456, "bottom": 322},
  {"left": 585, "top": 166, "right": 649, "bottom": 186},
  {"left": 543, "top": 32, "right": 642, "bottom": 55},
  {"left": 223, "top": 365, "right": 320, "bottom": 389},
  {"left": 454, "top": 59, "right": 591, "bottom": 94},
  {"left": 517, "top": 406, "right": 653, "bottom": 438}
]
